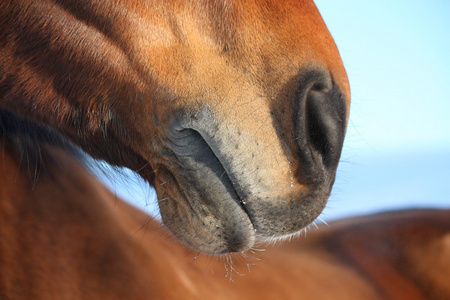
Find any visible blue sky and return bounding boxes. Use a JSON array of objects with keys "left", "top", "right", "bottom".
[
  {"left": 315, "top": 0, "right": 450, "bottom": 219},
  {"left": 101, "top": 1, "right": 450, "bottom": 221}
]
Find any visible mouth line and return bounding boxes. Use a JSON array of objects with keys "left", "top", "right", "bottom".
[
  {"left": 218, "top": 158, "right": 254, "bottom": 226},
  {"left": 193, "top": 129, "right": 254, "bottom": 223}
]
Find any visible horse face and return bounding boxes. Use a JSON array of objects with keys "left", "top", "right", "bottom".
[
  {"left": 127, "top": 1, "right": 350, "bottom": 254},
  {"left": 1, "top": 0, "right": 348, "bottom": 255}
]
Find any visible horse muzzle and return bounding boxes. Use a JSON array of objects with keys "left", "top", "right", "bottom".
[{"left": 150, "top": 69, "right": 347, "bottom": 255}]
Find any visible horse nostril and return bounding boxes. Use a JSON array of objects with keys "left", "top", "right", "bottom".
[
  {"left": 306, "top": 89, "right": 343, "bottom": 169},
  {"left": 296, "top": 71, "right": 347, "bottom": 178}
]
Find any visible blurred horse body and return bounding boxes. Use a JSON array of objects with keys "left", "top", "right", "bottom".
[{"left": 1, "top": 140, "right": 448, "bottom": 299}]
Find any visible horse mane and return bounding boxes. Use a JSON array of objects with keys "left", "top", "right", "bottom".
[{"left": 0, "top": 108, "right": 84, "bottom": 179}]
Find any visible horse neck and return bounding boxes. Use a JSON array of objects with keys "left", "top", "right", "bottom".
[{"left": 0, "top": 141, "right": 197, "bottom": 297}]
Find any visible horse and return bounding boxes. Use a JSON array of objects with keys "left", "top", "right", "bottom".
[
  {"left": 1, "top": 0, "right": 350, "bottom": 256},
  {"left": 1, "top": 0, "right": 449, "bottom": 299}
]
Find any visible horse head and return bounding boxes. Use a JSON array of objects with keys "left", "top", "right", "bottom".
[{"left": 0, "top": 0, "right": 349, "bottom": 255}]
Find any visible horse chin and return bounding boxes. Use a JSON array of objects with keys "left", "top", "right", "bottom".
[{"left": 155, "top": 166, "right": 256, "bottom": 255}]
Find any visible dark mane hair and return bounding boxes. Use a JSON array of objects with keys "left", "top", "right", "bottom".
[{"left": 0, "top": 108, "right": 84, "bottom": 179}]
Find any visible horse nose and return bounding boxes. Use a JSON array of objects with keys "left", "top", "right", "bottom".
[{"left": 295, "top": 70, "right": 347, "bottom": 183}]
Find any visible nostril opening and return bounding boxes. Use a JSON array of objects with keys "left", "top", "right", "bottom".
[
  {"left": 294, "top": 69, "right": 347, "bottom": 180},
  {"left": 304, "top": 83, "right": 346, "bottom": 170},
  {"left": 306, "top": 94, "right": 331, "bottom": 165}
]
